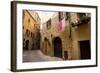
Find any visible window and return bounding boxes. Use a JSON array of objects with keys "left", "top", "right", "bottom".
[
  {"left": 47, "top": 19, "right": 51, "bottom": 29},
  {"left": 28, "top": 18, "right": 30, "bottom": 24},
  {"left": 26, "top": 29, "right": 30, "bottom": 37},
  {"left": 58, "top": 12, "right": 64, "bottom": 21},
  {"left": 65, "top": 12, "right": 69, "bottom": 20}
]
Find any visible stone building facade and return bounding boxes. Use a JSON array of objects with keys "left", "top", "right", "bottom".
[
  {"left": 40, "top": 12, "right": 90, "bottom": 60},
  {"left": 23, "top": 10, "right": 90, "bottom": 60},
  {"left": 23, "top": 10, "right": 41, "bottom": 50}
]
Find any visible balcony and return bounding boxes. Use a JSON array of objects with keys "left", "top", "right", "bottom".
[{"left": 70, "top": 15, "right": 90, "bottom": 27}]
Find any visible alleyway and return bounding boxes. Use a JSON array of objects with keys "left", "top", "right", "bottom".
[{"left": 23, "top": 50, "right": 63, "bottom": 62}]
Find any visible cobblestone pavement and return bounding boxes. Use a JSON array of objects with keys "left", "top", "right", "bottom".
[{"left": 23, "top": 50, "right": 63, "bottom": 62}]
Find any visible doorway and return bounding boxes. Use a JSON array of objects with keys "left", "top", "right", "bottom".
[
  {"left": 25, "top": 40, "right": 29, "bottom": 50},
  {"left": 44, "top": 37, "right": 48, "bottom": 54},
  {"left": 79, "top": 40, "right": 91, "bottom": 59},
  {"left": 53, "top": 37, "right": 62, "bottom": 58}
]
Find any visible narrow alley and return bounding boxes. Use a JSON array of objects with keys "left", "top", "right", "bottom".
[{"left": 23, "top": 10, "right": 91, "bottom": 62}]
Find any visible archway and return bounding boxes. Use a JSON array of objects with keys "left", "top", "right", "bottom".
[{"left": 52, "top": 37, "right": 62, "bottom": 58}]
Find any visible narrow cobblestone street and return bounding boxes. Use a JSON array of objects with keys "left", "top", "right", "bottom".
[{"left": 23, "top": 50, "right": 63, "bottom": 62}]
